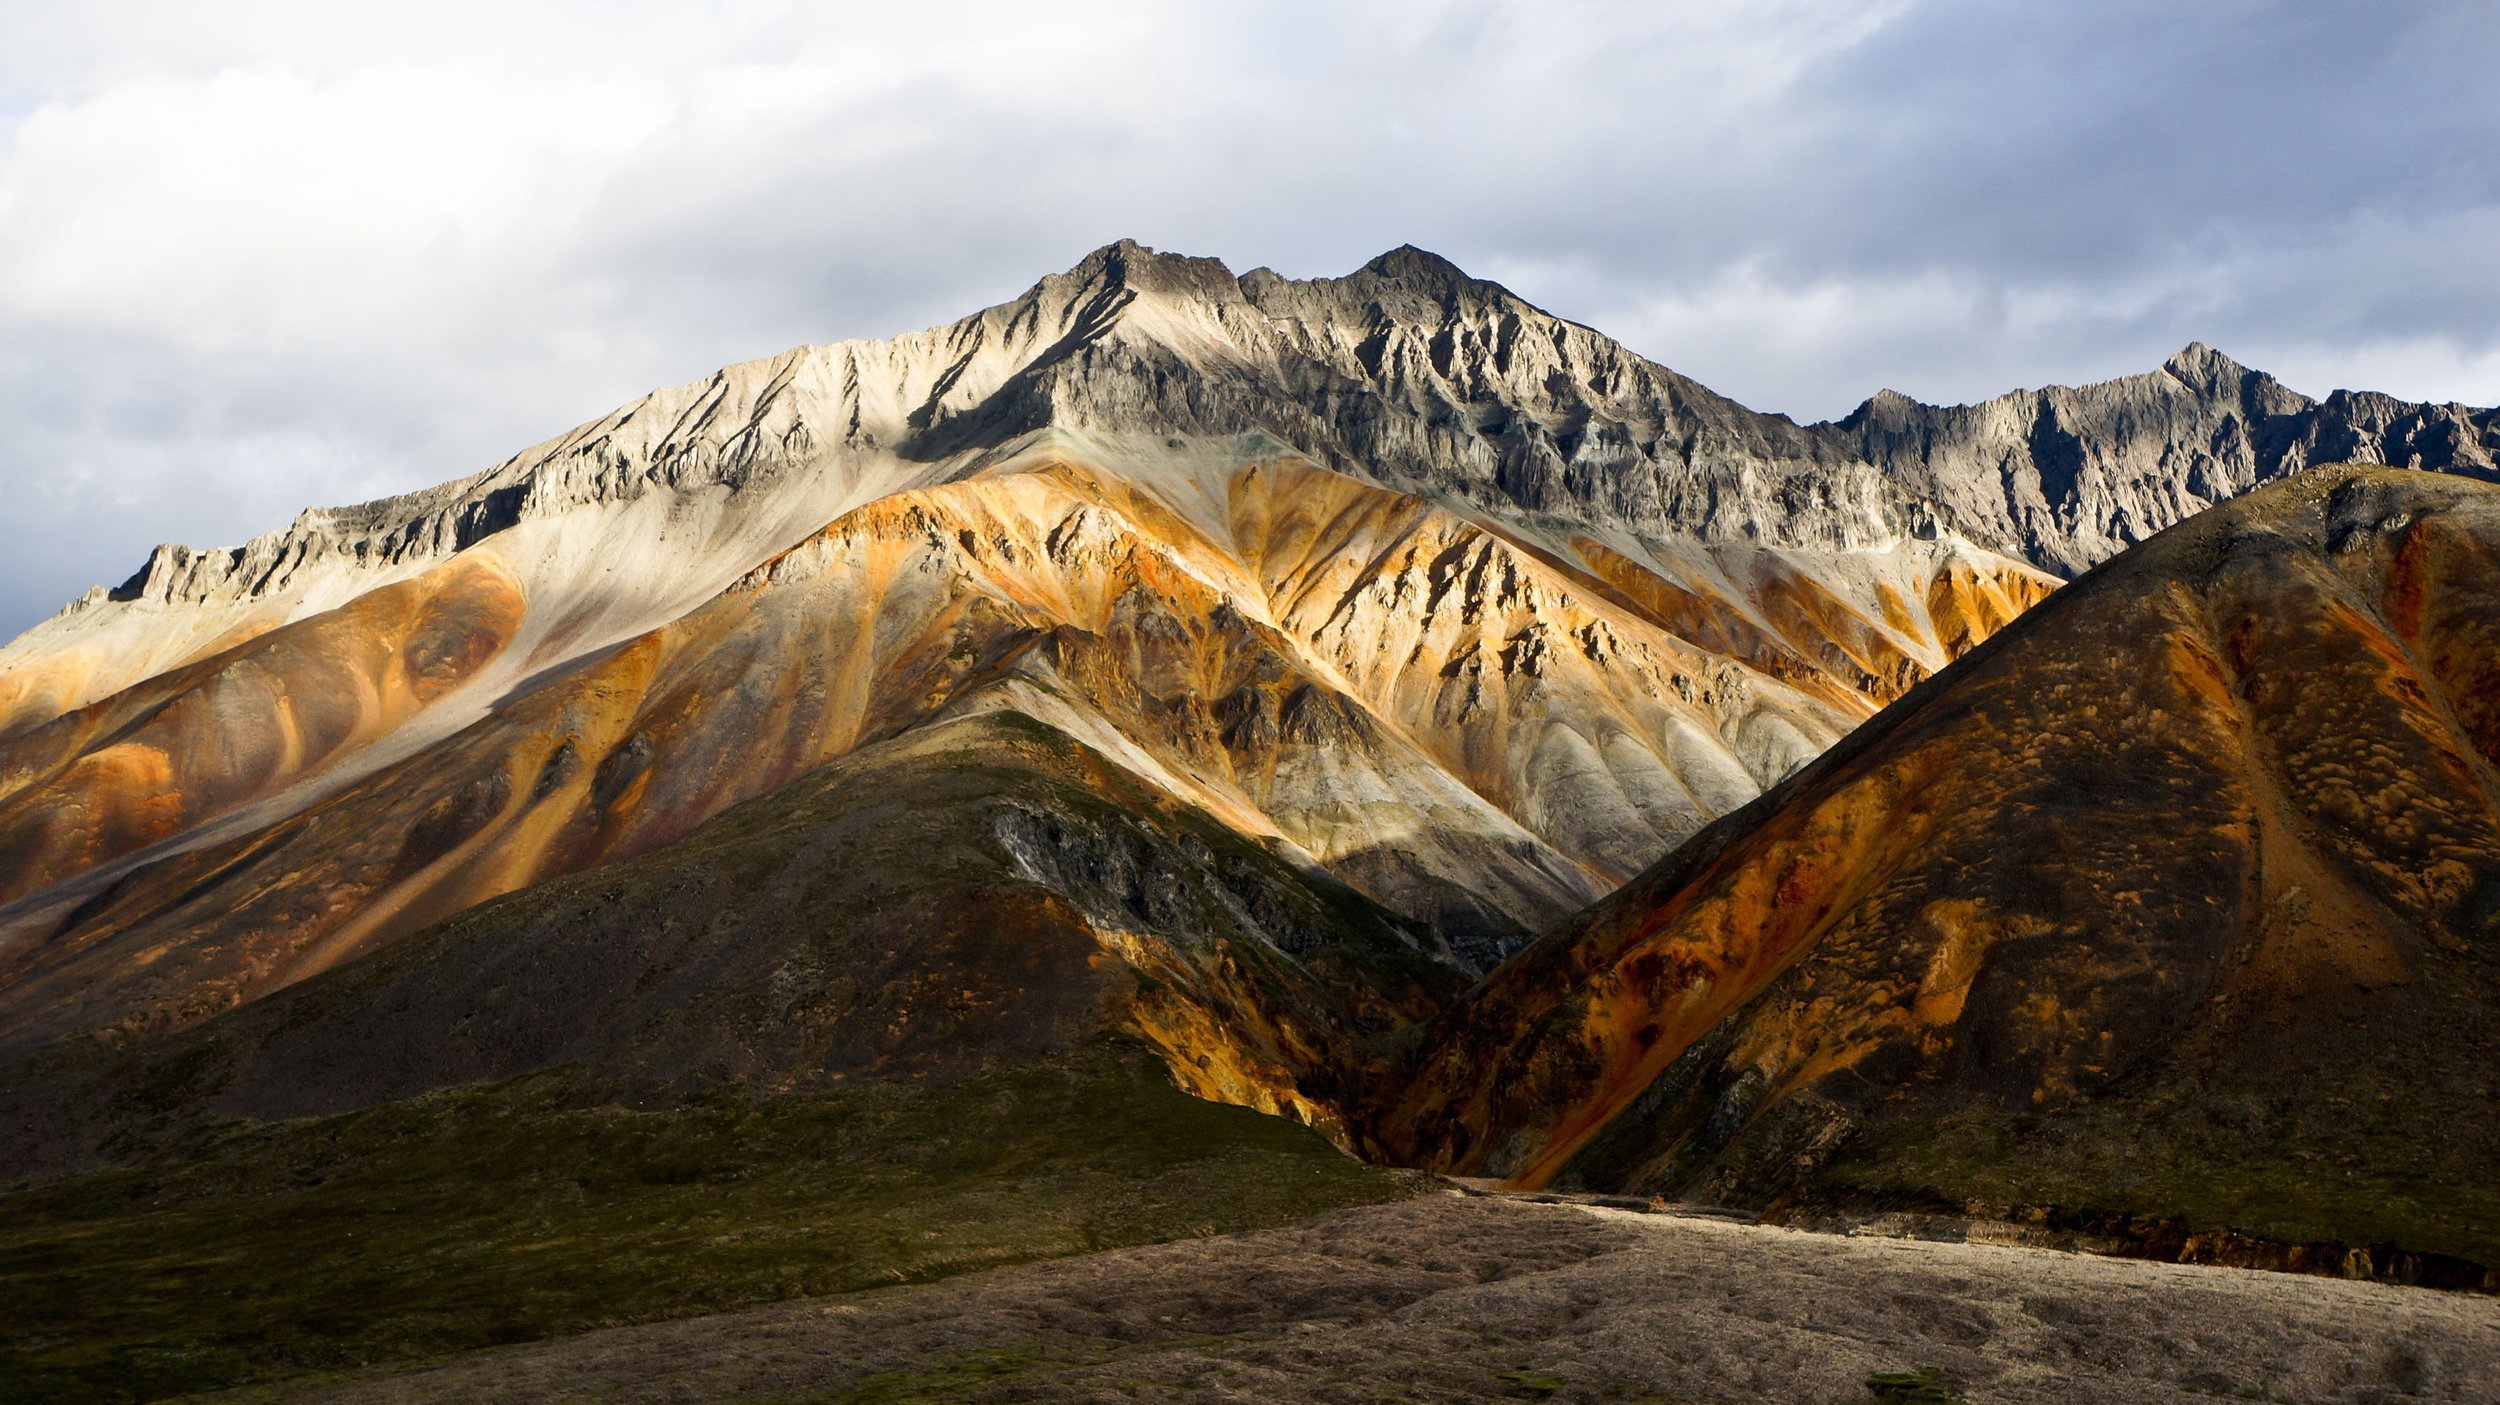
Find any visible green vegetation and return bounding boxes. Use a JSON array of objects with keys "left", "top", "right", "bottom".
[
  {"left": 1816, "top": 1091, "right": 2500, "bottom": 1271},
  {"left": 0, "top": 1043, "right": 1422, "bottom": 1404},
  {"left": 1864, "top": 1366, "right": 1966, "bottom": 1403}
]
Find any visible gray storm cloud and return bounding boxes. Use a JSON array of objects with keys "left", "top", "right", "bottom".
[{"left": 2, "top": 0, "right": 2495, "bottom": 639}]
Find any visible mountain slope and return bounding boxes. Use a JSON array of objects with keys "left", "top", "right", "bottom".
[
  {"left": 1379, "top": 466, "right": 2500, "bottom": 1270},
  {"left": 0, "top": 443, "right": 2044, "bottom": 1059},
  {"left": 0, "top": 705, "right": 1470, "bottom": 1174},
  {"left": 0, "top": 239, "right": 2484, "bottom": 1146}
]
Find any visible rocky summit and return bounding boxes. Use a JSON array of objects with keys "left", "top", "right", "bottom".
[{"left": 1, "top": 243, "right": 2496, "bottom": 1401}]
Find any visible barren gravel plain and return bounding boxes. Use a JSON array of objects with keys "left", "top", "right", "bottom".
[{"left": 252, "top": 1193, "right": 2498, "bottom": 1404}]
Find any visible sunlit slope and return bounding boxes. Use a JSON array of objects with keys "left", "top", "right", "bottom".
[
  {"left": 0, "top": 455, "right": 2044, "bottom": 1061},
  {"left": 1382, "top": 466, "right": 2500, "bottom": 1264},
  {"left": 0, "top": 555, "right": 525, "bottom": 906},
  {"left": 0, "top": 348, "right": 893, "bottom": 744}
]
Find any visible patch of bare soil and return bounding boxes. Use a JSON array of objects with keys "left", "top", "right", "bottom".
[{"left": 260, "top": 1195, "right": 2498, "bottom": 1404}]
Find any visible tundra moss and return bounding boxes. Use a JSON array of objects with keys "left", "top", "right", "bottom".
[{"left": 0, "top": 1044, "right": 1423, "bottom": 1404}]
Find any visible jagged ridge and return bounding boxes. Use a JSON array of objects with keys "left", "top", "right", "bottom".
[{"left": 8, "top": 240, "right": 2490, "bottom": 744}]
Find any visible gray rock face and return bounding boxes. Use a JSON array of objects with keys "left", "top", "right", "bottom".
[
  {"left": 874, "top": 239, "right": 2500, "bottom": 576},
  {"left": 11, "top": 238, "right": 2496, "bottom": 741},
  {"left": 47, "top": 239, "right": 2500, "bottom": 626},
  {"left": 1835, "top": 342, "right": 2500, "bottom": 575},
  {"left": 905, "top": 241, "right": 1923, "bottom": 556}
]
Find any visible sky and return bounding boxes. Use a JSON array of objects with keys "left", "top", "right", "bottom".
[{"left": 3, "top": 0, "right": 2497, "bottom": 639}]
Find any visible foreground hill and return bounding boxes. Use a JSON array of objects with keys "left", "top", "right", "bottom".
[{"left": 1382, "top": 467, "right": 2500, "bottom": 1272}]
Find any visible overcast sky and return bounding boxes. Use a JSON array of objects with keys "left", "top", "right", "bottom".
[{"left": 3, "top": 0, "right": 2496, "bottom": 639}]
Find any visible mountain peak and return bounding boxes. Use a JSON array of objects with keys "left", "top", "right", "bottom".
[
  {"left": 1063, "top": 238, "right": 1240, "bottom": 301},
  {"left": 2162, "top": 340, "right": 2251, "bottom": 387},
  {"left": 1359, "top": 244, "right": 1473, "bottom": 287},
  {"left": 1073, "top": 236, "right": 1159, "bottom": 273}
]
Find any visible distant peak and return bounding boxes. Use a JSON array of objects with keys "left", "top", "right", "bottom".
[
  {"left": 1081, "top": 236, "right": 1160, "bottom": 268},
  {"left": 1359, "top": 244, "right": 1472, "bottom": 285},
  {"left": 1064, "top": 237, "right": 1151, "bottom": 279},
  {"left": 2162, "top": 341, "right": 2251, "bottom": 384},
  {"left": 1837, "top": 387, "right": 1923, "bottom": 430},
  {"left": 1063, "top": 238, "right": 1238, "bottom": 300}
]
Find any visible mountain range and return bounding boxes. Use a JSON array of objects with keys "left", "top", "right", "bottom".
[{"left": 2, "top": 241, "right": 2497, "bottom": 1396}]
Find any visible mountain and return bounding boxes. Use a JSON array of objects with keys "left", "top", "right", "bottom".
[
  {"left": 4, "top": 240, "right": 2493, "bottom": 1149},
  {"left": 1379, "top": 466, "right": 2500, "bottom": 1273},
  {"left": 5, "top": 242, "right": 2497, "bottom": 1395},
  {"left": 0, "top": 243, "right": 2075, "bottom": 1086}
]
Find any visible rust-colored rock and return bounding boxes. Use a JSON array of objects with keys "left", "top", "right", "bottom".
[{"left": 1379, "top": 467, "right": 2500, "bottom": 1268}]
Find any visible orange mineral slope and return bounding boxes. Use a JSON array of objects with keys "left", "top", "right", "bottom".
[
  {"left": 1379, "top": 467, "right": 2500, "bottom": 1274},
  {"left": 0, "top": 553, "right": 525, "bottom": 907},
  {"left": 0, "top": 452, "right": 2045, "bottom": 1060}
]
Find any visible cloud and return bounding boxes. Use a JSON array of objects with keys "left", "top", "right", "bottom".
[
  {"left": 0, "top": 65, "right": 670, "bottom": 341},
  {"left": 3, "top": 0, "right": 2497, "bottom": 638}
]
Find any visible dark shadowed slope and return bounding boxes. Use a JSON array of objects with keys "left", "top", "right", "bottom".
[
  {"left": 1383, "top": 466, "right": 2500, "bottom": 1271},
  {"left": 0, "top": 1046, "right": 1425, "bottom": 1405},
  {"left": 0, "top": 711, "right": 1452, "bottom": 1400},
  {"left": 0, "top": 707, "right": 1464, "bottom": 1179}
]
